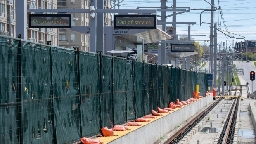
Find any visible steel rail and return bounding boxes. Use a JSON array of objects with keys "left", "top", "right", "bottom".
[
  {"left": 217, "top": 97, "right": 239, "bottom": 144},
  {"left": 164, "top": 97, "right": 223, "bottom": 144}
]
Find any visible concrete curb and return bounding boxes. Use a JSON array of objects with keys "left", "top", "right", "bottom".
[
  {"left": 249, "top": 101, "right": 256, "bottom": 138},
  {"left": 213, "top": 100, "right": 233, "bottom": 144},
  {"left": 180, "top": 99, "right": 225, "bottom": 144},
  {"left": 233, "top": 99, "right": 241, "bottom": 144}
]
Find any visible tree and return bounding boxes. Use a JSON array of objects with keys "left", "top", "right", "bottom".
[
  {"left": 178, "top": 36, "right": 203, "bottom": 59},
  {"left": 201, "top": 45, "right": 210, "bottom": 53}
]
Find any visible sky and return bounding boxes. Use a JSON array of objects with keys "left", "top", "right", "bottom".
[{"left": 119, "top": 0, "right": 256, "bottom": 47}]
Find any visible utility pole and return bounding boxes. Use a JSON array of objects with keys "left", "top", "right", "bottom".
[
  {"left": 160, "top": 0, "right": 167, "bottom": 64},
  {"left": 218, "top": 44, "right": 221, "bottom": 94},
  {"left": 173, "top": 0, "right": 177, "bottom": 40},
  {"left": 209, "top": 0, "right": 214, "bottom": 74},
  {"left": 173, "top": 0, "right": 178, "bottom": 67},
  {"left": 213, "top": 23, "right": 217, "bottom": 88},
  {"left": 97, "top": 0, "right": 104, "bottom": 53}
]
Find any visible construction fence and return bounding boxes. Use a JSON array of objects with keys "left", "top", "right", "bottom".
[{"left": 0, "top": 35, "right": 208, "bottom": 144}]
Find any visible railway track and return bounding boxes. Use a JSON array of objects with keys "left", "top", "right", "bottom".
[{"left": 163, "top": 97, "right": 239, "bottom": 144}]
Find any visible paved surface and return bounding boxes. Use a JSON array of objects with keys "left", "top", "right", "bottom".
[
  {"left": 234, "top": 61, "right": 256, "bottom": 90},
  {"left": 237, "top": 97, "right": 256, "bottom": 143}
]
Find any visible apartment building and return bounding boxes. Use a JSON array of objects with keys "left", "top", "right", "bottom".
[
  {"left": 0, "top": 0, "right": 58, "bottom": 45},
  {"left": 57, "top": 0, "right": 112, "bottom": 51}
]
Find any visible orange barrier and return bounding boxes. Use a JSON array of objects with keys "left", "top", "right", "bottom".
[
  {"left": 212, "top": 89, "right": 216, "bottom": 97},
  {"left": 80, "top": 137, "right": 101, "bottom": 144},
  {"left": 81, "top": 96, "right": 204, "bottom": 144},
  {"left": 101, "top": 127, "right": 114, "bottom": 137}
]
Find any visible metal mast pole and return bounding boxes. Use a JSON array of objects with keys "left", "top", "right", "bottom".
[
  {"left": 97, "top": 0, "right": 104, "bottom": 53},
  {"left": 173, "top": 0, "right": 177, "bottom": 40},
  {"left": 209, "top": 0, "right": 214, "bottom": 74},
  {"left": 213, "top": 23, "right": 217, "bottom": 87},
  {"left": 218, "top": 44, "right": 221, "bottom": 94},
  {"left": 159, "top": 0, "right": 167, "bottom": 64}
]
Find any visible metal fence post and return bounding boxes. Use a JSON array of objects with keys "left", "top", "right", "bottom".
[
  {"left": 111, "top": 57, "right": 115, "bottom": 124},
  {"left": 97, "top": 51, "right": 103, "bottom": 129},
  {"left": 16, "top": 34, "right": 22, "bottom": 144},
  {"left": 132, "top": 61, "right": 137, "bottom": 118},
  {"left": 74, "top": 47, "right": 82, "bottom": 137},
  {"left": 49, "top": 46, "right": 57, "bottom": 144}
]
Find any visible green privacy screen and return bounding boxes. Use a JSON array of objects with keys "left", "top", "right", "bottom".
[{"left": 0, "top": 35, "right": 208, "bottom": 144}]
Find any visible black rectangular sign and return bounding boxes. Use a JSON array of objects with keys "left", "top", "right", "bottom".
[
  {"left": 171, "top": 44, "right": 195, "bottom": 52},
  {"left": 28, "top": 14, "right": 71, "bottom": 28},
  {"left": 114, "top": 15, "right": 157, "bottom": 29}
]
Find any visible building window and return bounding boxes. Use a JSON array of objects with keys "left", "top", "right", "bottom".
[
  {"left": 47, "top": 34, "right": 52, "bottom": 41},
  {"left": 0, "top": 3, "right": 5, "bottom": 17},
  {"left": 59, "top": 34, "right": 66, "bottom": 41},
  {"left": 0, "top": 23, "right": 5, "bottom": 31},
  {"left": 70, "top": 33, "right": 75, "bottom": 42},
  {"left": 57, "top": 0, "right": 66, "bottom": 7}
]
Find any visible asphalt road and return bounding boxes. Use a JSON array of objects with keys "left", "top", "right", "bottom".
[{"left": 234, "top": 61, "right": 256, "bottom": 92}]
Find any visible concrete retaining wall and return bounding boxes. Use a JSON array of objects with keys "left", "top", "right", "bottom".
[
  {"left": 109, "top": 96, "right": 213, "bottom": 144},
  {"left": 249, "top": 101, "right": 256, "bottom": 135}
]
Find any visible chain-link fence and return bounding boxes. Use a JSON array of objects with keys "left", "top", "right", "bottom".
[{"left": 0, "top": 35, "right": 208, "bottom": 144}]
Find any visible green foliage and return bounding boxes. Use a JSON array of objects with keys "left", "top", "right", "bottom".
[
  {"left": 201, "top": 61, "right": 206, "bottom": 67},
  {"left": 178, "top": 36, "right": 203, "bottom": 59},
  {"left": 241, "top": 52, "right": 256, "bottom": 61},
  {"left": 194, "top": 42, "right": 203, "bottom": 57},
  {"left": 234, "top": 73, "right": 241, "bottom": 85}
]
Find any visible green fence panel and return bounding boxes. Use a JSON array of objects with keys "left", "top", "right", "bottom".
[
  {"left": 113, "top": 58, "right": 127, "bottom": 124},
  {"left": 133, "top": 62, "right": 145, "bottom": 118},
  {"left": 170, "top": 68, "right": 177, "bottom": 102},
  {"left": 52, "top": 48, "right": 80, "bottom": 143},
  {"left": 0, "top": 38, "right": 19, "bottom": 144},
  {"left": 180, "top": 70, "right": 185, "bottom": 101},
  {"left": 101, "top": 55, "right": 114, "bottom": 127},
  {"left": 80, "top": 52, "right": 100, "bottom": 136},
  {"left": 186, "top": 71, "right": 192, "bottom": 100},
  {"left": 148, "top": 64, "right": 157, "bottom": 110},
  {"left": 167, "top": 67, "right": 173, "bottom": 103},
  {"left": 177, "top": 68, "right": 182, "bottom": 101},
  {"left": 191, "top": 71, "right": 197, "bottom": 96},
  {"left": 162, "top": 66, "right": 169, "bottom": 107},
  {"left": 143, "top": 63, "right": 151, "bottom": 114},
  {"left": 157, "top": 66, "right": 164, "bottom": 108},
  {"left": 0, "top": 35, "right": 211, "bottom": 143},
  {"left": 125, "top": 62, "right": 135, "bottom": 121},
  {"left": 21, "top": 45, "right": 53, "bottom": 144}
]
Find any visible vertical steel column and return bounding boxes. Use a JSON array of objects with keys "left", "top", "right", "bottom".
[
  {"left": 89, "top": 0, "right": 97, "bottom": 52},
  {"left": 209, "top": 0, "right": 214, "bottom": 73},
  {"left": 213, "top": 23, "right": 217, "bottom": 87},
  {"left": 15, "top": 0, "right": 27, "bottom": 39},
  {"left": 16, "top": 34, "right": 22, "bottom": 144},
  {"left": 97, "top": 0, "right": 104, "bottom": 53},
  {"left": 173, "top": 0, "right": 177, "bottom": 39},
  {"left": 218, "top": 44, "right": 221, "bottom": 94},
  {"left": 173, "top": 0, "right": 178, "bottom": 66},
  {"left": 187, "top": 25, "right": 191, "bottom": 70},
  {"left": 159, "top": 0, "right": 167, "bottom": 64},
  {"left": 225, "top": 40, "right": 229, "bottom": 91}
]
